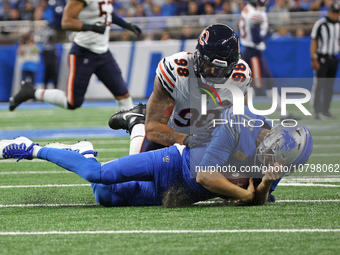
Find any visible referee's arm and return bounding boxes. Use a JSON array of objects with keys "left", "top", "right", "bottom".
[{"left": 310, "top": 39, "right": 320, "bottom": 71}]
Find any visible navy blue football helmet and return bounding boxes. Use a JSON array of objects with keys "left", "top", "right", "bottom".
[{"left": 194, "top": 23, "right": 240, "bottom": 84}]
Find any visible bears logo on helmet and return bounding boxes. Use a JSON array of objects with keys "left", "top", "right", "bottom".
[{"left": 194, "top": 23, "right": 240, "bottom": 84}]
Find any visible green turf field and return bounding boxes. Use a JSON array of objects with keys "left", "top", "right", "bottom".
[{"left": 0, "top": 101, "right": 339, "bottom": 255}]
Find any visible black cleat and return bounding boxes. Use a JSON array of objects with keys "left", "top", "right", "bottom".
[
  {"left": 109, "top": 102, "right": 146, "bottom": 133},
  {"left": 9, "top": 80, "right": 36, "bottom": 111}
]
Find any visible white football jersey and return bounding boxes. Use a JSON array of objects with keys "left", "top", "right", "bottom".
[
  {"left": 156, "top": 51, "right": 251, "bottom": 135},
  {"left": 73, "top": 0, "right": 112, "bottom": 54},
  {"left": 239, "top": 4, "right": 268, "bottom": 51}
]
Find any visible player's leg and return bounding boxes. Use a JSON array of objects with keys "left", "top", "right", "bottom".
[
  {"left": 95, "top": 51, "right": 133, "bottom": 111},
  {"left": 91, "top": 181, "right": 160, "bottom": 206},
  {"left": 9, "top": 43, "right": 94, "bottom": 111},
  {"left": 321, "top": 58, "right": 338, "bottom": 117},
  {"left": 139, "top": 136, "right": 166, "bottom": 152},
  {"left": 311, "top": 58, "right": 328, "bottom": 119},
  {"left": 108, "top": 102, "right": 146, "bottom": 154},
  {"left": 250, "top": 55, "right": 264, "bottom": 95},
  {"left": 259, "top": 54, "right": 279, "bottom": 110}
]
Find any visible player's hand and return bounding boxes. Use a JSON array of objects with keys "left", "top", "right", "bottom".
[
  {"left": 263, "top": 162, "right": 284, "bottom": 183},
  {"left": 125, "top": 23, "right": 142, "bottom": 38},
  {"left": 263, "top": 29, "right": 274, "bottom": 40},
  {"left": 311, "top": 58, "right": 320, "bottom": 70},
  {"left": 183, "top": 128, "right": 214, "bottom": 148}
]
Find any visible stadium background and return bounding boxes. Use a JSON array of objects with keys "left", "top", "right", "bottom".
[{"left": 1, "top": 36, "right": 340, "bottom": 102}]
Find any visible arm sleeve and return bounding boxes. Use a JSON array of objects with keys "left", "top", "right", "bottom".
[
  {"left": 156, "top": 57, "right": 177, "bottom": 96},
  {"left": 251, "top": 26, "right": 263, "bottom": 44},
  {"left": 111, "top": 12, "right": 128, "bottom": 28}
]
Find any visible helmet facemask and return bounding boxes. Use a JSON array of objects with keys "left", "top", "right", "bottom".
[
  {"left": 255, "top": 124, "right": 314, "bottom": 175},
  {"left": 194, "top": 49, "right": 239, "bottom": 85}
]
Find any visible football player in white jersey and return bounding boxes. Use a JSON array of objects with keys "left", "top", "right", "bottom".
[
  {"left": 239, "top": 0, "right": 298, "bottom": 120},
  {"left": 109, "top": 24, "right": 252, "bottom": 155},
  {"left": 239, "top": 0, "right": 273, "bottom": 96},
  {"left": 9, "top": 0, "right": 142, "bottom": 112}
]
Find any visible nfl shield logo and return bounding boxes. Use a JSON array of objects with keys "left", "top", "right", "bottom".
[{"left": 163, "top": 156, "right": 170, "bottom": 162}]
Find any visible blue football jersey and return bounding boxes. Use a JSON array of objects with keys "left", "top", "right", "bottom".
[{"left": 181, "top": 106, "right": 274, "bottom": 194}]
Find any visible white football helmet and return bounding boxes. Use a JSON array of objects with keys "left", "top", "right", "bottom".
[{"left": 256, "top": 124, "right": 313, "bottom": 170}]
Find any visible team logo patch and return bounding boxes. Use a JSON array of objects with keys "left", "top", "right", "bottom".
[
  {"left": 233, "top": 151, "right": 247, "bottom": 161},
  {"left": 163, "top": 156, "right": 170, "bottom": 162},
  {"left": 280, "top": 130, "right": 297, "bottom": 152}
]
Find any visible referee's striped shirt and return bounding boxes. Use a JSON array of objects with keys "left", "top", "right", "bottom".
[{"left": 311, "top": 17, "right": 340, "bottom": 56}]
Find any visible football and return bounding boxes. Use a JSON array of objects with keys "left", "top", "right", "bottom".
[{"left": 225, "top": 172, "right": 249, "bottom": 189}]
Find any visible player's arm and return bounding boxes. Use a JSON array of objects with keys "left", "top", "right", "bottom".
[
  {"left": 111, "top": 12, "right": 142, "bottom": 38},
  {"left": 61, "top": 0, "right": 85, "bottom": 31},
  {"left": 196, "top": 172, "right": 255, "bottom": 203},
  {"left": 310, "top": 39, "right": 320, "bottom": 70},
  {"left": 196, "top": 116, "right": 254, "bottom": 203},
  {"left": 145, "top": 77, "right": 188, "bottom": 146},
  {"left": 253, "top": 162, "right": 283, "bottom": 205},
  {"left": 251, "top": 25, "right": 272, "bottom": 44},
  {"left": 61, "top": 0, "right": 106, "bottom": 34},
  {"left": 250, "top": 13, "right": 272, "bottom": 44}
]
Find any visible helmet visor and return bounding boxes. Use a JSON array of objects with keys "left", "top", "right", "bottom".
[{"left": 201, "top": 58, "right": 235, "bottom": 80}]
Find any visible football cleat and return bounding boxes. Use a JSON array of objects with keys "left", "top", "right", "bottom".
[
  {"left": 44, "top": 141, "right": 98, "bottom": 158},
  {"left": 0, "top": 136, "right": 37, "bottom": 161},
  {"left": 108, "top": 102, "right": 146, "bottom": 133},
  {"left": 9, "top": 80, "right": 36, "bottom": 111}
]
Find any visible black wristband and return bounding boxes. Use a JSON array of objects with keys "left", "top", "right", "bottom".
[
  {"left": 81, "top": 24, "right": 94, "bottom": 31},
  {"left": 81, "top": 23, "right": 106, "bottom": 34}
]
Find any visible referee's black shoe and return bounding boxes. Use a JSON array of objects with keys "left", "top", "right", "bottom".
[
  {"left": 9, "top": 80, "right": 36, "bottom": 111},
  {"left": 108, "top": 102, "right": 146, "bottom": 134}
]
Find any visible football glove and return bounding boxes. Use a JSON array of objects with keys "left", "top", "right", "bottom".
[
  {"left": 183, "top": 128, "right": 214, "bottom": 149},
  {"left": 81, "top": 23, "right": 106, "bottom": 34},
  {"left": 125, "top": 23, "right": 142, "bottom": 38}
]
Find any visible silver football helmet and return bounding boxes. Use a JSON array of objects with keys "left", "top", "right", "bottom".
[{"left": 256, "top": 124, "right": 313, "bottom": 170}]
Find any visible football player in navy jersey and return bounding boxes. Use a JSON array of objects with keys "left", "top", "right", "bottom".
[
  {"left": 0, "top": 106, "right": 313, "bottom": 207},
  {"left": 9, "top": 0, "right": 142, "bottom": 112},
  {"left": 109, "top": 24, "right": 252, "bottom": 155}
]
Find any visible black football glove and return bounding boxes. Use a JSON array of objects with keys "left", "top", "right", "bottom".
[
  {"left": 183, "top": 128, "right": 214, "bottom": 149},
  {"left": 81, "top": 23, "right": 106, "bottom": 34},
  {"left": 125, "top": 23, "right": 142, "bottom": 38}
]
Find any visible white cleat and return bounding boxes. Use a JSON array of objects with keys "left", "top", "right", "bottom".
[
  {"left": 44, "top": 141, "right": 98, "bottom": 158},
  {"left": 0, "top": 136, "right": 37, "bottom": 161}
]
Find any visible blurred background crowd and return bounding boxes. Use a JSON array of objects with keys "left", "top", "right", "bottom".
[{"left": 0, "top": 0, "right": 336, "bottom": 44}]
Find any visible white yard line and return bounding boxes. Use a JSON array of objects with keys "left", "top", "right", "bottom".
[
  {"left": 313, "top": 144, "right": 340, "bottom": 148},
  {"left": 311, "top": 153, "right": 340, "bottom": 157},
  {"left": 1, "top": 183, "right": 339, "bottom": 189},
  {"left": 1, "top": 200, "right": 340, "bottom": 208},
  {"left": 0, "top": 184, "right": 90, "bottom": 188},
  {"left": 278, "top": 183, "right": 340, "bottom": 187},
  {"left": 313, "top": 136, "right": 340, "bottom": 140},
  {"left": 0, "top": 171, "right": 71, "bottom": 175},
  {"left": 281, "top": 177, "right": 340, "bottom": 183},
  {"left": 0, "top": 229, "right": 339, "bottom": 236}
]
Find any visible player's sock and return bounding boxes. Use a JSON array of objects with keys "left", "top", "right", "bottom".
[
  {"left": 37, "top": 147, "right": 101, "bottom": 182},
  {"left": 129, "top": 124, "right": 145, "bottom": 155},
  {"left": 117, "top": 96, "right": 133, "bottom": 111},
  {"left": 35, "top": 89, "right": 68, "bottom": 109},
  {"left": 32, "top": 145, "right": 42, "bottom": 158}
]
